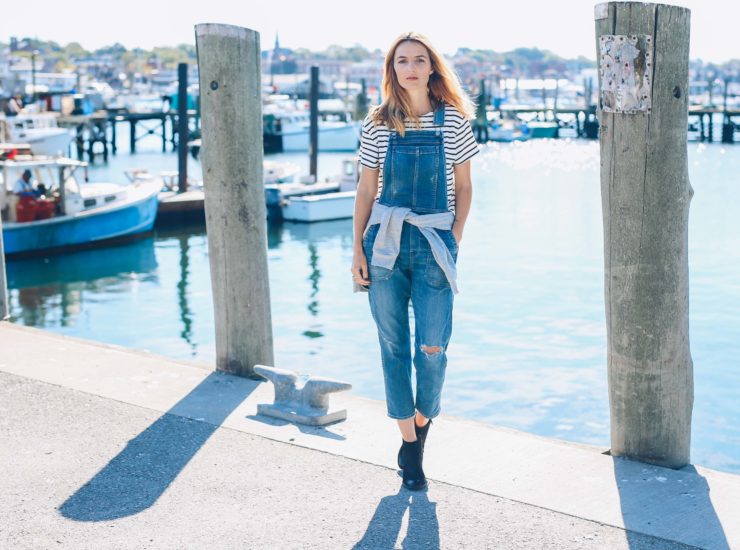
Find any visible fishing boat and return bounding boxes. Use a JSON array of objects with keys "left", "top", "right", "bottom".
[
  {"left": 0, "top": 113, "right": 73, "bottom": 156},
  {"left": 1, "top": 156, "right": 161, "bottom": 256}
]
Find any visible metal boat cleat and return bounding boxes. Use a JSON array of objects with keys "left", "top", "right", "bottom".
[{"left": 254, "top": 365, "right": 352, "bottom": 426}]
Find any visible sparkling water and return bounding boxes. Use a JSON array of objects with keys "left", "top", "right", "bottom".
[{"left": 5, "top": 133, "right": 739, "bottom": 474}]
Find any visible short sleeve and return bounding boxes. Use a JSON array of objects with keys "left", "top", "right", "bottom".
[
  {"left": 453, "top": 118, "right": 480, "bottom": 165},
  {"left": 359, "top": 114, "right": 380, "bottom": 169}
]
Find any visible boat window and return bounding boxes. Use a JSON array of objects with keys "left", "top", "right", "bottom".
[
  {"left": 104, "top": 195, "right": 116, "bottom": 203},
  {"left": 84, "top": 198, "right": 97, "bottom": 207}
]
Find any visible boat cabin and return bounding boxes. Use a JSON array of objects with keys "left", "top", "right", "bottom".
[{"left": 0, "top": 156, "right": 126, "bottom": 224}]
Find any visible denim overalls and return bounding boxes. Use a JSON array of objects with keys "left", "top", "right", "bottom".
[{"left": 362, "top": 104, "right": 458, "bottom": 420}]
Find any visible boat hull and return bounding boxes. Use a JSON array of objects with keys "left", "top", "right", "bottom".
[
  {"left": 14, "top": 129, "right": 73, "bottom": 156},
  {"left": 2, "top": 184, "right": 159, "bottom": 256},
  {"left": 527, "top": 122, "right": 559, "bottom": 139},
  {"left": 281, "top": 191, "right": 356, "bottom": 222},
  {"left": 281, "top": 124, "right": 360, "bottom": 152}
]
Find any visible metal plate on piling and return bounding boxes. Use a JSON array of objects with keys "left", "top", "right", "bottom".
[
  {"left": 599, "top": 34, "right": 653, "bottom": 114},
  {"left": 594, "top": 3, "right": 608, "bottom": 20}
]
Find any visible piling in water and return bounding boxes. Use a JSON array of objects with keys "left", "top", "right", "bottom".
[
  {"left": 0, "top": 216, "right": 8, "bottom": 320},
  {"left": 177, "top": 63, "right": 189, "bottom": 194},
  {"left": 195, "top": 23, "right": 274, "bottom": 378}
]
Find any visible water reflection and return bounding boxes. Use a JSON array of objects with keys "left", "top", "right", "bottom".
[
  {"left": 176, "top": 235, "right": 196, "bottom": 354},
  {"left": 153, "top": 222, "right": 208, "bottom": 358},
  {"left": 6, "top": 237, "right": 159, "bottom": 328},
  {"left": 5, "top": 142, "right": 740, "bottom": 475},
  {"left": 303, "top": 243, "right": 323, "bottom": 339},
  {"left": 277, "top": 219, "right": 354, "bottom": 342}
]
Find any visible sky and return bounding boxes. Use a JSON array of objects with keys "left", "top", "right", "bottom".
[{"left": 0, "top": 0, "right": 737, "bottom": 63}]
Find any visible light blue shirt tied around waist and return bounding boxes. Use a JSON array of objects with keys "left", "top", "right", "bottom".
[{"left": 365, "top": 202, "right": 458, "bottom": 294}]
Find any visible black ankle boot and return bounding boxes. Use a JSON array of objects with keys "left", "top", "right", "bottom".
[
  {"left": 400, "top": 439, "right": 427, "bottom": 491},
  {"left": 416, "top": 418, "right": 432, "bottom": 453},
  {"left": 398, "top": 418, "right": 433, "bottom": 469}
]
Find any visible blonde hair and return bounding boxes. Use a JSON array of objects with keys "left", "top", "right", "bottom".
[{"left": 370, "top": 31, "right": 476, "bottom": 136}]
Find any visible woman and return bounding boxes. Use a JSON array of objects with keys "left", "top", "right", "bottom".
[{"left": 351, "top": 31, "right": 480, "bottom": 491}]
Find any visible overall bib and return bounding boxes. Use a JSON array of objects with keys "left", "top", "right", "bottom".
[{"left": 362, "top": 105, "right": 458, "bottom": 420}]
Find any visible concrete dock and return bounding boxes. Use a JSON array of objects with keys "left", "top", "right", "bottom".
[{"left": 0, "top": 322, "right": 737, "bottom": 549}]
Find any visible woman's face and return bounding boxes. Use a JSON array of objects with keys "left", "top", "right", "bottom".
[{"left": 393, "top": 40, "right": 433, "bottom": 92}]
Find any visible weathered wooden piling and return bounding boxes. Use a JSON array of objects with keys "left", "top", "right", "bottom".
[
  {"left": 195, "top": 23, "right": 274, "bottom": 378},
  {"left": 595, "top": 2, "right": 693, "bottom": 468},
  {"left": 309, "top": 66, "right": 319, "bottom": 179},
  {"left": 0, "top": 218, "right": 8, "bottom": 321},
  {"left": 177, "top": 63, "right": 189, "bottom": 193}
]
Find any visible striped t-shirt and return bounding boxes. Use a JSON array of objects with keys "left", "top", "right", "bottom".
[{"left": 358, "top": 104, "right": 480, "bottom": 213}]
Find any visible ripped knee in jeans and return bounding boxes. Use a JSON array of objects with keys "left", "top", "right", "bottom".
[{"left": 420, "top": 344, "right": 443, "bottom": 358}]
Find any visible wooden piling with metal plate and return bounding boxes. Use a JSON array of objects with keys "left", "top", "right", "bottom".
[
  {"left": 195, "top": 23, "right": 274, "bottom": 378},
  {"left": 177, "top": 63, "right": 189, "bottom": 193},
  {"left": 595, "top": 1, "right": 693, "bottom": 468}
]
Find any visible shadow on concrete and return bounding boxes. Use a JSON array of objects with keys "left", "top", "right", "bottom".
[
  {"left": 613, "top": 457, "right": 730, "bottom": 549},
  {"left": 352, "top": 488, "right": 440, "bottom": 549},
  {"left": 59, "top": 371, "right": 258, "bottom": 521},
  {"left": 245, "top": 414, "right": 346, "bottom": 440}
]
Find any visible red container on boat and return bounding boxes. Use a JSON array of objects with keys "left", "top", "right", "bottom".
[
  {"left": 15, "top": 195, "right": 38, "bottom": 222},
  {"left": 35, "top": 199, "right": 55, "bottom": 220}
]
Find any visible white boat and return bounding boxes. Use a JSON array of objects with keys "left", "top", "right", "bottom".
[
  {"left": 0, "top": 113, "right": 73, "bottom": 156},
  {"left": 280, "top": 159, "right": 359, "bottom": 223},
  {"left": 263, "top": 96, "right": 361, "bottom": 152},
  {"left": 281, "top": 190, "right": 357, "bottom": 222},
  {"left": 263, "top": 159, "right": 299, "bottom": 183},
  {"left": 279, "top": 115, "right": 361, "bottom": 152}
]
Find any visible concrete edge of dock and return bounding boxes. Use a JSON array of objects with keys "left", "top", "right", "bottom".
[{"left": 1, "top": 321, "right": 738, "bottom": 549}]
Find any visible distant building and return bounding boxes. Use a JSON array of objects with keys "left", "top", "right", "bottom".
[
  {"left": 294, "top": 58, "right": 346, "bottom": 78},
  {"left": 268, "top": 33, "right": 298, "bottom": 75},
  {"left": 9, "top": 37, "right": 38, "bottom": 53},
  {"left": 346, "top": 61, "right": 383, "bottom": 88}
]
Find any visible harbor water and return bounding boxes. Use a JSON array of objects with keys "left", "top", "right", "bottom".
[{"left": 4, "top": 130, "right": 740, "bottom": 475}]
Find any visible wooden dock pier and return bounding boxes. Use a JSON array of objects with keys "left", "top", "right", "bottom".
[
  {"left": 688, "top": 106, "right": 740, "bottom": 143},
  {"left": 52, "top": 101, "right": 738, "bottom": 163},
  {"left": 495, "top": 105, "right": 600, "bottom": 139},
  {"left": 57, "top": 108, "right": 200, "bottom": 163}
]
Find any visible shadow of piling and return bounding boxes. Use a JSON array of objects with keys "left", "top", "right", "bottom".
[
  {"left": 59, "top": 371, "right": 258, "bottom": 521},
  {"left": 613, "top": 457, "right": 730, "bottom": 549}
]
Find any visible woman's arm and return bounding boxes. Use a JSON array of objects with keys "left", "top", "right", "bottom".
[
  {"left": 351, "top": 166, "right": 379, "bottom": 285},
  {"left": 353, "top": 166, "right": 379, "bottom": 249},
  {"left": 452, "top": 160, "right": 473, "bottom": 244}
]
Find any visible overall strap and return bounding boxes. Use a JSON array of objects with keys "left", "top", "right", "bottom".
[{"left": 433, "top": 102, "right": 445, "bottom": 127}]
